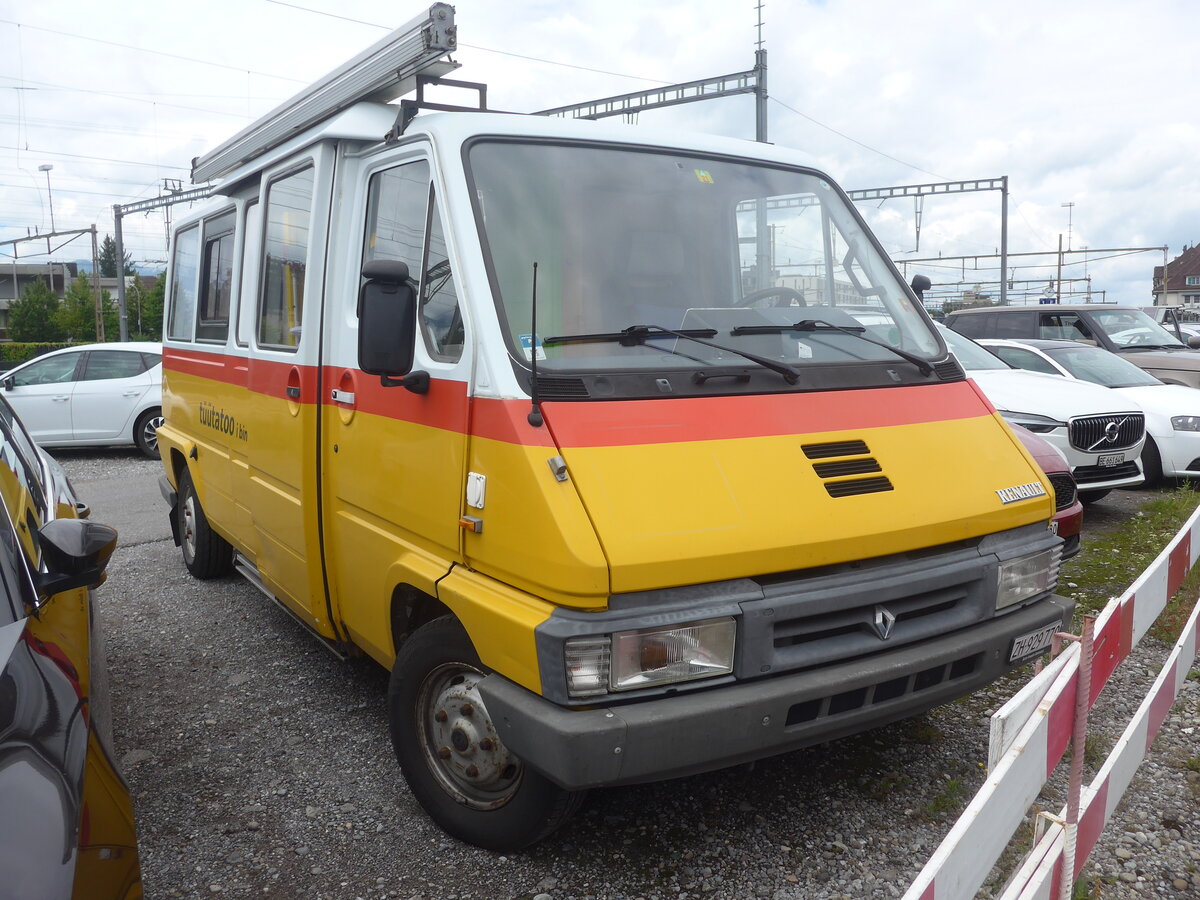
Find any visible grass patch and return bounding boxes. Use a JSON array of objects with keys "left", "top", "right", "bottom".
[
  {"left": 1062, "top": 486, "right": 1200, "bottom": 642},
  {"left": 923, "top": 776, "right": 966, "bottom": 819}
]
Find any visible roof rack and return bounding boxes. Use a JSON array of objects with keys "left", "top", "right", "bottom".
[{"left": 191, "top": 3, "right": 458, "bottom": 184}]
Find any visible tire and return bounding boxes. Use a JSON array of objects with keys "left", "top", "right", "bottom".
[
  {"left": 177, "top": 468, "right": 234, "bottom": 578},
  {"left": 133, "top": 407, "right": 164, "bottom": 459},
  {"left": 388, "top": 616, "right": 584, "bottom": 850},
  {"left": 1140, "top": 437, "right": 1163, "bottom": 487},
  {"left": 1078, "top": 489, "right": 1111, "bottom": 505}
]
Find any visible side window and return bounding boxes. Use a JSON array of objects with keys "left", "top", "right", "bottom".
[
  {"left": 949, "top": 314, "right": 991, "bottom": 338},
  {"left": 258, "top": 166, "right": 314, "bottom": 350},
  {"left": 197, "top": 210, "right": 236, "bottom": 342},
  {"left": 11, "top": 353, "right": 82, "bottom": 387},
  {"left": 79, "top": 350, "right": 148, "bottom": 381},
  {"left": 993, "top": 315, "right": 1031, "bottom": 339},
  {"left": 1038, "top": 313, "right": 1091, "bottom": 341},
  {"left": 420, "top": 190, "right": 464, "bottom": 363},
  {"left": 363, "top": 159, "right": 430, "bottom": 275},
  {"left": 141, "top": 352, "right": 163, "bottom": 369},
  {"left": 167, "top": 224, "right": 201, "bottom": 341}
]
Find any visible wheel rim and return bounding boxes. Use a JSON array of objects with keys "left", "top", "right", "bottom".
[
  {"left": 142, "top": 415, "right": 164, "bottom": 452},
  {"left": 181, "top": 491, "right": 198, "bottom": 562},
  {"left": 417, "top": 663, "right": 522, "bottom": 810}
]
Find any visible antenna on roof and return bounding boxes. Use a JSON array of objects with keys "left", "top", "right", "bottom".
[{"left": 192, "top": 3, "right": 458, "bottom": 184}]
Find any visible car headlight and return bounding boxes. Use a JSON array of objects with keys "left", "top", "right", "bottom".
[
  {"left": 1172, "top": 415, "right": 1200, "bottom": 432},
  {"left": 1000, "top": 411, "right": 1065, "bottom": 434},
  {"left": 564, "top": 617, "right": 736, "bottom": 699},
  {"left": 996, "top": 547, "right": 1061, "bottom": 610}
]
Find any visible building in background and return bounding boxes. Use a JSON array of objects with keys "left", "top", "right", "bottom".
[{"left": 1153, "top": 245, "right": 1200, "bottom": 308}]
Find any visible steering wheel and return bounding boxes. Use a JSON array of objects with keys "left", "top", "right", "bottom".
[
  {"left": 736, "top": 286, "right": 808, "bottom": 308},
  {"left": 1127, "top": 332, "right": 1152, "bottom": 346}
]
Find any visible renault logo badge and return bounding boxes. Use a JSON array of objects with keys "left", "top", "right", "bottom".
[{"left": 873, "top": 606, "right": 897, "bottom": 640}]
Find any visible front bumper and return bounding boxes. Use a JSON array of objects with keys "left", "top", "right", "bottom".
[{"left": 478, "top": 595, "right": 1073, "bottom": 790}]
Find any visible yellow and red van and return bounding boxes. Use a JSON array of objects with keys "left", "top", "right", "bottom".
[{"left": 158, "top": 39, "right": 1070, "bottom": 850}]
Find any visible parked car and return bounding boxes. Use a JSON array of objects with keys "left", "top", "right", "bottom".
[
  {"left": 1, "top": 342, "right": 163, "bottom": 458},
  {"left": 942, "top": 305, "right": 1200, "bottom": 389},
  {"left": 0, "top": 394, "right": 140, "bottom": 898},
  {"left": 939, "top": 325, "right": 1146, "bottom": 503},
  {"left": 1010, "top": 424, "right": 1083, "bottom": 558},
  {"left": 980, "top": 337, "right": 1200, "bottom": 484}
]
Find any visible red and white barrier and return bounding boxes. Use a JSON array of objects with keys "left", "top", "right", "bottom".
[{"left": 902, "top": 504, "right": 1200, "bottom": 900}]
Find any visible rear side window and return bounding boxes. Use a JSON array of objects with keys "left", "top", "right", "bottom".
[
  {"left": 947, "top": 313, "right": 992, "bottom": 338},
  {"left": 167, "top": 224, "right": 201, "bottom": 341},
  {"left": 79, "top": 350, "right": 149, "bottom": 381},
  {"left": 259, "top": 166, "right": 314, "bottom": 350}
]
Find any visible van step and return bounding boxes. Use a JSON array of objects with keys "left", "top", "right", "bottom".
[{"left": 234, "top": 555, "right": 347, "bottom": 661}]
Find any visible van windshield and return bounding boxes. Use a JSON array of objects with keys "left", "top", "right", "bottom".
[{"left": 466, "top": 140, "right": 939, "bottom": 382}]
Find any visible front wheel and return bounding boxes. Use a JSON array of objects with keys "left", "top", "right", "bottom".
[
  {"left": 1140, "top": 437, "right": 1163, "bottom": 486},
  {"left": 177, "top": 468, "right": 234, "bottom": 578},
  {"left": 133, "top": 407, "right": 164, "bottom": 459},
  {"left": 388, "top": 616, "right": 583, "bottom": 850}
]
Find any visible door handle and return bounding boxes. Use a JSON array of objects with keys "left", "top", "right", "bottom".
[
  {"left": 331, "top": 389, "right": 355, "bottom": 406},
  {"left": 122, "top": 390, "right": 139, "bottom": 397},
  {"left": 52, "top": 395, "right": 69, "bottom": 402}
]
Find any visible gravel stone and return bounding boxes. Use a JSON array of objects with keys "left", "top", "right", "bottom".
[{"left": 69, "top": 452, "right": 1200, "bottom": 899}]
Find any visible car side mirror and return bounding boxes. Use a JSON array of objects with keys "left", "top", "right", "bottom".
[
  {"left": 1188, "top": 335, "right": 1200, "bottom": 350},
  {"left": 358, "top": 260, "right": 427, "bottom": 393},
  {"left": 35, "top": 517, "right": 118, "bottom": 598},
  {"left": 3, "top": 376, "right": 13, "bottom": 392},
  {"left": 910, "top": 274, "right": 932, "bottom": 300}
]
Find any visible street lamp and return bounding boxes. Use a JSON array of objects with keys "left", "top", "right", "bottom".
[{"left": 38, "top": 164, "right": 55, "bottom": 233}]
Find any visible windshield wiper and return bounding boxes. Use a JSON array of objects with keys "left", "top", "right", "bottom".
[
  {"left": 543, "top": 325, "right": 802, "bottom": 384},
  {"left": 729, "top": 319, "right": 934, "bottom": 375}
]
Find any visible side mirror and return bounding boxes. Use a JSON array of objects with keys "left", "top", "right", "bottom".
[
  {"left": 358, "top": 260, "right": 424, "bottom": 391},
  {"left": 910, "top": 274, "right": 932, "bottom": 300},
  {"left": 1188, "top": 335, "right": 1200, "bottom": 350},
  {"left": 3, "top": 376, "right": 13, "bottom": 392},
  {"left": 35, "top": 517, "right": 118, "bottom": 597}
]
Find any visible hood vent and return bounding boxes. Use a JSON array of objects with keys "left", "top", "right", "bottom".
[
  {"left": 534, "top": 376, "right": 590, "bottom": 400},
  {"left": 934, "top": 358, "right": 965, "bottom": 381},
  {"left": 803, "top": 439, "right": 894, "bottom": 498}
]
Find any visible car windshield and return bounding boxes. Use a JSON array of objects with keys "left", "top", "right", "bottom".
[
  {"left": 1089, "top": 309, "right": 1186, "bottom": 350},
  {"left": 938, "top": 325, "right": 1009, "bottom": 371},
  {"left": 1046, "top": 344, "right": 1162, "bottom": 387},
  {"left": 467, "top": 140, "right": 939, "bottom": 382}
]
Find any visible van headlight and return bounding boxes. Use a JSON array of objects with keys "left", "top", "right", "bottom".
[
  {"left": 996, "top": 547, "right": 1061, "bottom": 610},
  {"left": 564, "top": 617, "right": 736, "bottom": 699}
]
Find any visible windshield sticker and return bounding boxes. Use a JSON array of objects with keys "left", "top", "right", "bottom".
[
  {"left": 693, "top": 169, "right": 714, "bottom": 184},
  {"left": 519, "top": 333, "right": 546, "bottom": 361},
  {"left": 794, "top": 341, "right": 813, "bottom": 359},
  {"left": 995, "top": 482, "right": 1048, "bottom": 504}
]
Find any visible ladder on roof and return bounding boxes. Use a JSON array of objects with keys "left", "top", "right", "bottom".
[{"left": 191, "top": 3, "right": 458, "bottom": 184}]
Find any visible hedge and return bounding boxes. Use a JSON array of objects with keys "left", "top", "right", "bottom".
[{"left": 0, "top": 343, "right": 74, "bottom": 369}]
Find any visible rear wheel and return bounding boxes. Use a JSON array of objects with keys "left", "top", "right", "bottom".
[
  {"left": 133, "top": 407, "right": 164, "bottom": 459},
  {"left": 388, "top": 616, "right": 583, "bottom": 850},
  {"left": 1078, "top": 489, "right": 1111, "bottom": 505},
  {"left": 177, "top": 468, "right": 233, "bottom": 578}
]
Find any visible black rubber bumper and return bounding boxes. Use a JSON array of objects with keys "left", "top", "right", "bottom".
[{"left": 477, "top": 595, "right": 1073, "bottom": 790}]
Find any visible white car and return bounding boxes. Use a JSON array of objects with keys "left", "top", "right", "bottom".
[
  {"left": 1, "top": 341, "right": 163, "bottom": 458},
  {"left": 980, "top": 337, "right": 1200, "bottom": 485},
  {"left": 938, "top": 326, "right": 1146, "bottom": 502}
]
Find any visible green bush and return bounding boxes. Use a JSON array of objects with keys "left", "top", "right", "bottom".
[{"left": 0, "top": 342, "right": 73, "bottom": 368}]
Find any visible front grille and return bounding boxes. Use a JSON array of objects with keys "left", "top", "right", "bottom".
[
  {"left": 825, "top": 476, "right": 894, "bottom": 498},
  {"left": 1047, "top": 472, "right": 1077, "bottom": 511},
  {"left": 1068, "top": 413, "right": 1144, "bottom": 452},
  {"left": 1073, "top": 460, "right": 1141, "bottom": 484}
]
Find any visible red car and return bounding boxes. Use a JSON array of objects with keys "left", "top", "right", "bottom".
[{"left": 1012, "top": 424, "right": 1083, "bottom": 558}]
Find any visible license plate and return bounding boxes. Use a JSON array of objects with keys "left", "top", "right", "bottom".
[
  {"left": 1009, "top": 623, "right": 1058, "bottom": 662},
  {"left": 1048, "top": 520, "right": 1059, "bottom": 536},
  {"left": 1098, "top": 453, "right": 1124, "bottom": 467}
]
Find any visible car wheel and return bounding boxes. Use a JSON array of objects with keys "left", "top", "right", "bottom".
[
  {"left": 1078, "top": 489, "right": 1111, "bottom": 505},
  {"left": 1140, "top": 437, "right": 1163, "bottom": 486},
  {"left": 387, "top": 615, "right": 584, "bottom": 850},
  {"left": 133, "top": 407, "right": 164, "bottom": 459},
  {"left": 177, "top": 468, "right": 234, "bottom": 578}
]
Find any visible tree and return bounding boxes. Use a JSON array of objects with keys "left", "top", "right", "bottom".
[
  {"left": 8, "top": 279, "right": 63, "bottom": 341},
  {"left": 99, "top": 234, "right": 134, "bottom": 278},
  {"left": 56, "top": 274, "right": 101, "bottom": 342},
  {"left": 126, "top": 273, "right": 166, "bottom": 340}
]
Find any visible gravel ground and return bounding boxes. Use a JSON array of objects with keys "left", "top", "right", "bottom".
[{"left": 60, "top": 451, "right": 1200, "bottom": 899}]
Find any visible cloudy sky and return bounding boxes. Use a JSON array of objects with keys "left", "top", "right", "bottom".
[{"left": 2, "top": 0, "right": 1196, "bottom": 305}]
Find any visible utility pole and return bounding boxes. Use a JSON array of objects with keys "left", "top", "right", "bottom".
[
  {"left": 1056, "top": 234, "right": 1063, "bottom": 302},
  {"left": 1061, "top": 201, "right": 1075, "bottom": 251}
]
